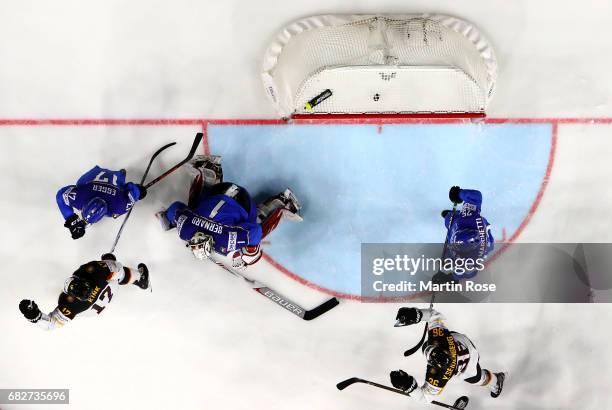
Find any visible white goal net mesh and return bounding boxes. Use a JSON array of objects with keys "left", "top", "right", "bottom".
[{"left": 262, "top": 14, "right": 497, "bottom": 117}]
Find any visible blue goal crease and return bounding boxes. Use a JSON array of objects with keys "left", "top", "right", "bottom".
[{"left": 207, "top": 123, "right": 553, "bottom": 295}]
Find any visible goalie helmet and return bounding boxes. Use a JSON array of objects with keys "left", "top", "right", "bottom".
[
  {"left": 82, "top": 197, "right": 108, "bottom": 224},
  {"left": 423, "top": 342, "right": 452, "bottom": 369},
  {"left": 187, "top": 232, "right": 214, "bottom": 260},
  {"left": 63, "top": 276, "right": 93, "bottom": 301}
]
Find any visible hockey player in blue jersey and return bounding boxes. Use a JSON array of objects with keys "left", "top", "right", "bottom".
[
  {"left": 56, "top": 166, "right": 147, "bottom": 239},
  {"left": 434, "top": 186, "right": 494, "bottom": 282},
  {"left": 156, "top": 155, "right": 301, "bottom": 269}
]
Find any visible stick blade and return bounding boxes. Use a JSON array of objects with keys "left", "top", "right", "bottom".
[
  {"left": 336, "top": 377, "right": 363, "bottom": 390},
  {"left": 154, "top": 141, "right": 177, "bottom": 155},
  {"left": 303, "top": 297, "right": 339, "bottom": 320}
]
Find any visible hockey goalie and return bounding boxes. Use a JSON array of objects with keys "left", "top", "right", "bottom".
[{"left": 156, "top": 155, "right": 302, "bottom": 269}]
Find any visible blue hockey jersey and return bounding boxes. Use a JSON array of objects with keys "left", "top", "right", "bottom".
[
  {"left": 166, "top": 183, "right": 262, "bottom": 256},
  {"left": 444, "top": 189, "right": 494, "bottom": 279},
  {"left": 56, "top": 166, "right": 142, "bottom": 222}
]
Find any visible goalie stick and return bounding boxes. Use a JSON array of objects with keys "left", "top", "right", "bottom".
[
  {"left": 109, "top": 141, "right": 177, "bottom": 253},
  {"left": 336, "top": 378, "right": 469, "bottom": 410},
  {"left": 402, "top": 201, "right": 458, "bottom": 357},
  {"left": 210, "top": 255, "right": 339, "bottom": 320}
]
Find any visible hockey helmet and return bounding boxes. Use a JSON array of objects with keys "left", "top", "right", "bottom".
[
  {"left": 450, "top": 227, "right": 481, "bottom": 256},
  {"left": 187, "top": 232, "right": 214, "bottom": 260},
  {"left": 423, "top": 343, "right": 452, "bottom": 369},
  {"left": 63, "top": 276, "right": 93, "bottom": 301},
  {"left": 82, "top": 198, "right": 108, "bottom": 224}
]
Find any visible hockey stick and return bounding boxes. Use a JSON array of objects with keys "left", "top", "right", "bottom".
[
  {"left": 144, "top": 132, "right": 203, "bottom": 189},
  {"left": 109, "top": 141, "right": 177, "bottom": 253},
  {"left": 336, "top": 378, "right": 469, "bottom": 410},
  {"left": 210, "top": 255, "right": 339, "bottom": 320},
  {"left": 402, "top": 202, "right": 458, "bottom": 357}
]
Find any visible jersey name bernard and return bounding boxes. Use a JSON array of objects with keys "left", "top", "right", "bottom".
[
  {"left": 176, "top": 214, "right": 223, "bottom": 235},
  {"left": 191, "top": 215, "right": 223, "bottom": 234}
]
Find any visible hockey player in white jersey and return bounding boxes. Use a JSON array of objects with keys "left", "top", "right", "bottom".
[
  {"left": 18, "top": 253, "right": 150, "bottom": 330},
  {"left": 390, "top": 307, "right": 506, "bottom": 402}
]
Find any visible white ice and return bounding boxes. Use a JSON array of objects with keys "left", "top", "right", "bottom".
[{"left": 1, "top": 1, "right": 612, "bottom": 410}]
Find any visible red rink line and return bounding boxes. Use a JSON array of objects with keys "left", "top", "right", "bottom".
[
  {"left": 262, "top": 253, "right": 432, "bottom": 303},
  {"left": 0, "top": 116, "right": 603, "bottom": 301},
  {"left": 209, "top": 116, "right": 612, "bottom": 125},
  {"left": 0, "top": 118, "right": 205, "bottom": 126},
  {"left": 201, "top": 122, "right": 209, "bottom": 155},
  {"left": 0, "top": 116, "right": 611, "bottom": 126}
]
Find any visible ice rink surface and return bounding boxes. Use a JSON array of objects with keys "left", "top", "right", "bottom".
[{"left": 1, "top": 1, "right": 612, "bottom": 410}]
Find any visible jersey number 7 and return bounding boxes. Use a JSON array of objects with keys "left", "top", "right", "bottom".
[{"left": 94, "top": 171, "right": 119, "bottom": 186}]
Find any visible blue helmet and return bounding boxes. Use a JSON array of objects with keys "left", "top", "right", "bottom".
[
  {"left": 450, "top": 228, "right": 481, "bottom": 256},
  {"left": 82, "top": 198, "right": 107, "bottom": 224}
]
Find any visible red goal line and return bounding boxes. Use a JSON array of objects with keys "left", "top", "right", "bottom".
[{"left": 0, "top": 116, "right": 611, "bottom": 127}]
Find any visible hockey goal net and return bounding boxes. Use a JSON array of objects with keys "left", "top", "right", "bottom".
[{"left": 262, "top": 14, "right": 497, "bottom": 119}]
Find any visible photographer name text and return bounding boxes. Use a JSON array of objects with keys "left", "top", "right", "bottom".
[{"left": 372, "top": 280, "right": 496, "bottom": 293}]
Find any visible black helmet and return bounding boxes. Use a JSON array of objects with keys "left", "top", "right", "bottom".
[
  {"left": 424, "top": 343, "right": 452, "bottom": 369},
  {"left": 64, "top": 276, "right": 93, "bottom": 301}
]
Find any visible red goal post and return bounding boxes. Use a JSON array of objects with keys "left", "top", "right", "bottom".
[{"left": 262, "top": 14, "right": 497, "bottom": 120}]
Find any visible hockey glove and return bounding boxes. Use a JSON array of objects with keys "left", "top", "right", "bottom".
[
  {"left": 241, "top": 245, "right": 262, "bottom": 266},
  {"left": 19, "top": 299, "right": 42, "bottom": 322},
  {"left": 449, "top": 186, "right": 463, "bottom": 204},
  {"left": 64, "top": 214, "right": 86, "bottom": 239},
  {"left": 101, "top": 253, "right": 117, "bottom": 261},
  {"left": 432, "top": 271, "right": 456, "bottom": 285},
  {"left": 231, "top": 251, "right": 246, "bottom": 270},
  {"left": 395, "top": 307, "right": 422, "bottom": 326},
  {"left": 136, "top": 184, "right": 147, "bottom": 200},
  {"left": 390, "top": 370, "right": 417, "bottom": 393}
]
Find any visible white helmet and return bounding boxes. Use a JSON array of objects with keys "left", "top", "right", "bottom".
[{"left": 187, "top": 232, "right": 214, "bottom": 260}]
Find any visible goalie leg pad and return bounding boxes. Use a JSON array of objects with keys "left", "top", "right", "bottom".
[
  {"left": 187, "top": 155, "right": 223, "bottom": 207},
  {"left": 260, "top": 208, "right": 283, "bottom": 239},
  {"left": 187, "top": 155, "right": 223, "bottom": 186},
  {"left": 257, "top": 188, "right": 303, "bottom": 224}
]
